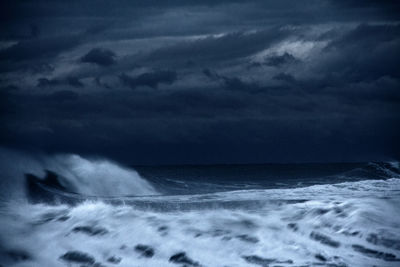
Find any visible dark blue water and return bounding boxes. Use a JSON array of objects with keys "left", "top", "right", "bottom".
[{"left": 135, "top": 162, "right": 400, "bottom": 195}]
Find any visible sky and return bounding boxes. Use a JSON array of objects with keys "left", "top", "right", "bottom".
[{"left": 0, "top": 0, "right": 399, "bottom": 165}]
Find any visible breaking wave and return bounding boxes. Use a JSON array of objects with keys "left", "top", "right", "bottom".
[
  {"left": 1, "top": 178, "right": 400, "bottom": 266},
  {"left": 0, "top": 148, "right": 158, "bottom": 200},
  {"left": 41, "top": 154, "right": 158, "bottom": 197},
  {"left": 0, "top": 148, "right": 399, "bottom": 266}
]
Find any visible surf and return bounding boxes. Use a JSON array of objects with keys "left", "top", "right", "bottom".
[
  {"left": 1, "top": 148, "right": 400, "bottom": 266},
  {"left": 0, "top": 148, "right": 159, "bottom": 204}
]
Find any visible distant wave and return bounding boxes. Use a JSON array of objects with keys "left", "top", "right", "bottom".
[
  {"left": 1, "top": 147, "right": 399, "bottom": 204},
  {"left": 135, "top": 161, "right": 400, "bottom": 197},
  {"left": 336, "top": 161, "right": 400, "bottom": 180}
]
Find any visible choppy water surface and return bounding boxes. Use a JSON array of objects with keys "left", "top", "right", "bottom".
[{"left": 0, "top": 150, "right": 399, "bottom": 267}]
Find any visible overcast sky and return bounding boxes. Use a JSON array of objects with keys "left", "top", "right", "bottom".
[{"left": 0, "top": 0, "right": 399, "bottom": 164}]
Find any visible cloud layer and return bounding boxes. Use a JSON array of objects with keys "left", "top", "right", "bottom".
[{"left": 0, "top": 0, "right": 399, "bottom": 164}]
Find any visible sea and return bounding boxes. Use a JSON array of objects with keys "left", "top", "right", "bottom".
[{"left": 0, "top": 149, "right": 399, "bottom": 267}]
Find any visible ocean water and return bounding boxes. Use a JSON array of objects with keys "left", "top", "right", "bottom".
[{"left": 0, "top": 150, "right": 400, "bottom": 267}]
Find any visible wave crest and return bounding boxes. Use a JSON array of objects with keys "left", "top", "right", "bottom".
[
  {"left": 0, "top": 148, "right": 159, "bottom": 200},
  {"left": 44, "top": 154, "right": 159, "bottom": 197}
]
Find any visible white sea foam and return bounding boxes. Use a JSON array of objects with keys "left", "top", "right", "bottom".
[
  {"left": 1, "top": 148, "right": 399, "bottom": 266},
  {"left": 0, "top": 148, "right": 158, "bottom": 198},
  {"left": 46, "top": 154, "right": 158, "bottom": 197},
  {"left": 1, "top": 178, "right": 400, "bottom": 267}
]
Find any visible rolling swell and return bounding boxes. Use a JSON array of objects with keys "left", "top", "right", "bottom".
[
  {"left": 17, "top": 154, "right": 400, "bottom": 205},
  {"left": 22, "top": 158, "right": 400, "bottom": 206},
  {"left": 1, "top": 146, "right": 397, "bottom": 203},
  {"left": 136, "top": 161, "right": 400, "bottom": 196}
]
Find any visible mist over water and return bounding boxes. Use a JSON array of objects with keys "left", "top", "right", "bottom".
[
  {"left": 0, "top": 148, "right": 400, "bottom": 266},
  {"left": 0, "top": 148, "right": 158, "bottom": 200},
  {"left": 44, "top": 154, "right": 159, "bottom": 197}
]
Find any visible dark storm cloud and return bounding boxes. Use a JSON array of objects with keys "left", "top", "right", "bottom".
[
  {"left": 0, "top": 0, "right": 397, "bottom": 42},
  {"left": 120, "top": 71, "right": 178, "bottom": 89},
  {"left": 0, "top": 28, "right": 106, "bottom": 73},
  {"left": 247, "top": 53, "right": 300, "bottom": 69},
  {"left": 222, "top": 77, "right": 259, "bottom": 92},
  {"left": 273, "top": 73, "right": 296, "bottom": 83},
  {"left": 264, "top": 53, "right": 299, "bottom": 67},
  {"left": 1, "top": 86, "right": 398, "bottom": 164},
  {"left": 203, "top": 68, "right": 263, "bottom": 94},
  {"left": 67, "top": 77, "right": 85, "bottom": 88},
  {"left": 37, "top": 78, "right": 60, "bottom": 88},
  {"left": 1, "top": 0, "right": 399, "bottom": 164},
  {"left": 144, "top": 29, "right": 289, "bottom": 67},
  {"left": 0, "top": 35, "right": 81, "bottom": 73},
  {"left": 0, "top": 35, "right": 81, "bottom": 62},
  {"left": 331, "top": 24, "right": 400, "bottom": 47},
  {"left": 314, "top": 24, "right": 400, "bottom": 83},
  {"left": 64, "top": 29, "right": 291, "bottom": 82},
  {"left": 80, "top": 48, "right": 116, "bottom": 66},
  {"left": 47, "top": 90, "right": 79, "bottom": 102},
  {"left": 2, "top": 77, "right": 399, "bottom": 164},
  {"left": 37, "top": 77, "right": 84, "bottom": 88},
  {"left": 333, "top": 0, "right": 399, "bottom": 6}
]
